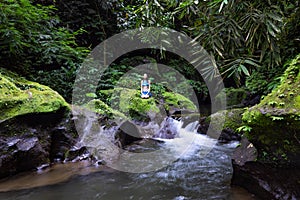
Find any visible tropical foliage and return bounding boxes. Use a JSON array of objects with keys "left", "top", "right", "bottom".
[
  {"left": 0, "top": 0, "right": 88, "bottom": 71},
  {"left": 120, "top": 0, "right": 299, "bottom": 88},
  {"left": 0, "top": 0, "right": 299, "bottom": 102}
]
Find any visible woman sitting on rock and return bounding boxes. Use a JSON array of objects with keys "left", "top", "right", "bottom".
[{"left": 140, "top": 73, "right": 152, "bottom": 98}]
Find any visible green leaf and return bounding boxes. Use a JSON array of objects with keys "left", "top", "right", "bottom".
[
  {"left": 244, "top": 59, "right": 261, "bottom": 68},
  {"left": 240, "top": 65, "right": 250, "bottom": 76},
  {"left": 267, "top": 13, "right": 283, "bottom": 22},
  {"left": 267, "top": 20, "right": 281, "bottom": 33},
  {"left": 271, "top": 116, "right": 284, "bottom": 121},
  {"left": 236, "top": 125, "right": 252, "bottom": 133}
]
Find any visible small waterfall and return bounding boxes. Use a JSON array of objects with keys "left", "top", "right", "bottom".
[
  {"left": 184, "top": 120, "right": 199, "bottom": 133},
  {"left": 153, "top": 117, "right": 182, "bottom": 139}
]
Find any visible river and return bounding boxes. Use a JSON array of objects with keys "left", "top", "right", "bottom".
[{"left": 0, "top": 118, "right": 258, "bottom": 200}]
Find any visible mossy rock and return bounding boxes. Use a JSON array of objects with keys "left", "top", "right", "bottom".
[
  {"left": 0, "top": 68, "right": 70, "bottom": 121},
  {"left": 242, "top": 54, "right": 300, "bottom": 164},
  {"left": 215, "top": 87, "right": 248, "bottom": 108},
  {"left": 203, "top": 108, "right": 244, "bottom": 139},
  {"left": 162, "top": 92, "right": 197, "bottom": 111},
  {"left": 209, "top": 108, "right": 245, "bottom": 131},
  {"left": 97, "top": 87, "right": 197, "bottom": 121},
  {"left": 84, "top": 99, "right": 127, "bottom": 120}
]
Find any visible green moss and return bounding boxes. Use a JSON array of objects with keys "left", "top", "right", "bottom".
[
  {"left": 84, "top": 99, "right": 126, "bottom": 119},
  {"left": 97, "top": 87, "right": 197, "bottom": 121},
  {"left": 0, "top": 68, "right": 69, "bottom": 121},
  {"left": 215, "top": 87, "right": 248, "bottom": 108},
  {"left": 295, "top": 95, "right": 300, "bottom": 108},
  {"left": 162, "top": 92, "right": 197, "bottom": 111},
  {"left": 207, "top": 108, "right": 245, "bottom": 132},
  {"left": 119, "top": 88, "right": 159, "bottom": 114},
  {"left": 242, "top": 54, "right": 300, "bottom": 164}
]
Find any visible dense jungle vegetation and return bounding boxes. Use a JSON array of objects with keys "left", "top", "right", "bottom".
[{"left": 0, "top": 0, "right": 299, "bottom": 103}]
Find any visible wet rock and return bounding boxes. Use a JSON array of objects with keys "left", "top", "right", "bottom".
[
  {"left": 50, "top": 121, "right": 78, "bottom": 161},
  {"left": 115, "top": 121, "right": 142, "bottom": 147},
  {"left": 232, "top": 137, "right": 300, "bottom": 199},
  {"left": 37, "top": 163, "right": 50, "bottom": 171},
  {"left": 0, "top": 68, "right": 81, "bottom": 178},
  {"left": 197, "top": 110, "right": 242, "bottom": 143},
  {"left": 171, "top": 110, "right": 200, "bottom": 128},
  {"left": 0, "top": 135, "right": 49, "bottom": 179},
  {"left": 0, "top": 111, "right": 79, "bottom": 179},
  {"left": 153, "top": 117, "right": 179, "bottom": 139},
  {"left": 65, "top": 146, "right": 90, "bottom": 162},
  {"left": 197, "top": 117, "right": 209, "bottom": 134},
  {"left": 232, "top": 137, "right": 257, "bottom": 166},
  {"left": 242, "top": 54, "right": 300, "bottom": 165},
  {"left": 232, "top": 162, "right": 300, "bottom": 200},
  {"left": 16, "top": 137, "right": 39, "bottom": 151},
  {"left": 125, "top": 138, "right": 164, "bottom": 153},
  {"left": 218, "top": 128, "right": 241, "bottom": 143},
  {"left": 215, "top": 87, "right": 248, "bottom": 109}
]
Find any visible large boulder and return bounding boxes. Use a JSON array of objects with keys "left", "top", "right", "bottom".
[
  {"left": 198, "top": 108, "right": 243, "bottom": 142},
  {"left": 242, "top": 54, "right": 300, "bottom": 165},
  {"left": 0, "top": 69, "right": 69, "bottom": 122},
  {"left": 232, "top": 161, "right": 300, "bottom": 199},
  {"left": 215, "top": 87, "right": 248, "bottom": 108},
  {"left": 0, "top": 68, "right": 77, "bottom": 178},
  {"left": 84, "top": 99, "right": 127, "bottom": 121},
  {"left": 115, "top": 120, "right": 142, "bottom": 147}
]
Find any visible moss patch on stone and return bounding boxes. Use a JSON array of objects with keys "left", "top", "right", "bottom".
[
  {"left": 162, "top": 92, "right": 197, "bottom": 111},
  {"left": 98, "top": 88, "right": 160, "bottom": 121},
  {"left": 97, "top": 87, "right": 197, "bottom": 121},
  {"left": 242, "top": 54, "right": 300, "bottom": 164},
  {"left": 0, "top": 68, "right": 69, "bottom": 121},
  {"left": 205, "top": 108, "right": 245, "bottom": 135},
  {"left": 84, "top": 99, "right": 127, "bottom": 120},
  {"left": 215, "top": 87, "right": 248, "bottom": 108}
]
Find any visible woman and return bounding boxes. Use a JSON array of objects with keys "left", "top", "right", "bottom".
[{"left": 140, "top": 73, "right": 152, "bottom": 98}]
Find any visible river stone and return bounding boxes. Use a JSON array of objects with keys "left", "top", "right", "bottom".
[
  {"left": 197, "top": 109, "right": 243, "bottom": 143},
  {"left": 232, "top": 136, "right": 257, "bottom": 166},
  {"left": 232, "top": 162, "right": 300, "bottom": 199},
  {"left": 218, "top": 127, "right": 241, "bottom": 143},
  {"left": 0, "top": 68, "right": 70, "bottom": 122},
  {"left": 115, "top": 120, "right": 142, "bottom": 147},
  {"left": 242, "top": 54, "right": 300, "bottom": 165},
  {"left": 153, "top": 117, "right": 179, "bottom": 139},
  {"left": 16, "top": 137, "right": 39, "bottom": 151},
  {"left": 232, "top": 54, "right": 300, "bottom": 200},
  {"left": 0, "top": 69, "right": 80, "bottom": 179},
  {"left": 215, "top": 87, "right": 248, "bottom": 108}
]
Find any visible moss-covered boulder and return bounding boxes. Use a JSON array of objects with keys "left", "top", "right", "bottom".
[
  {"left": 0, "top": 68, "right": 69, "bottom": 121},
  {"left": 0, "top": 68, "right": 77, "bottom": 178},
  {"left": 84, "top": 99, "right": 127, "bottom": 120},
  {"left": 198, "top": 108, "right": 244, "bottom": 142},
  {"left": 215, "top": 87, "right": 248, "bottom": 108},
  {"left": 242, "top": 55, "right": 300, "bottom": 165},
  {"left": 97, "top": 87, "right": 197, "bottom": 122},
  {"left": 161, "top": 91, "right": 198, "bottom": 112}
]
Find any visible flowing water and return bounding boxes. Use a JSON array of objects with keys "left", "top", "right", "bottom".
[{"left": 0, "top": 118, "right": 258, "bottom": 200}]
